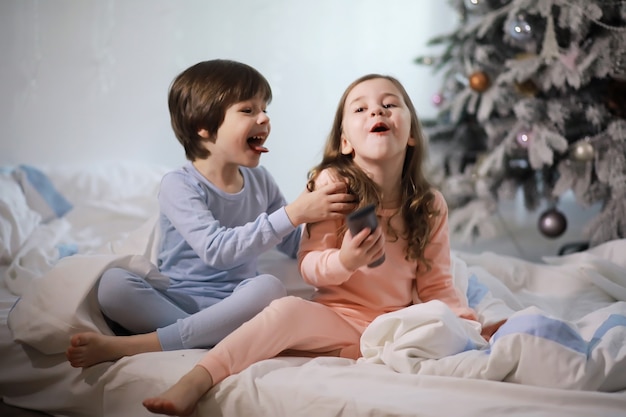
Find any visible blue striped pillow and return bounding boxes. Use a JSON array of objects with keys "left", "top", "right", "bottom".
[{"left": 11, "top": 165, "right": 73, "bottom": 222}]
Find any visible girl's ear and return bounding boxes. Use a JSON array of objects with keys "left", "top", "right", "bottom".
[
  {"left": 341, "top": 135, "right": 354, "bottom": 155},
  {"left": 407, "top": 136, "right": 417, "bottom": 147},
  {"left": 197, "top": 128, "right": 210, "bottom": 139}
]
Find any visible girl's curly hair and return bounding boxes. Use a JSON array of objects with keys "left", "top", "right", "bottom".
[{"left": 306, "top": 74, "right": 439, "bottom": 268}]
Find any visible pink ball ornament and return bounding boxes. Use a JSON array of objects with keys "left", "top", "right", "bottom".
[
  {"left": 516, "top": 129, "right": 532, "bottom": 148},
  {"left": 432, "top": 93, "right": 444, "bottom": 107}
]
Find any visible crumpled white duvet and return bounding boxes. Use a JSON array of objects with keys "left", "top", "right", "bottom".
[{"left": 360, "top": 242, "right": 626, "bottom": 392}]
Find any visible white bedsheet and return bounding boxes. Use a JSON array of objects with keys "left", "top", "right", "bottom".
[{"left": 2, "top": 163, "right": 626, "bottom": 417}]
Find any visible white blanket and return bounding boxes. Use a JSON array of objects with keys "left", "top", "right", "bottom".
[{"left": 360, "top": 242, "right": 626, "bottom": 392}]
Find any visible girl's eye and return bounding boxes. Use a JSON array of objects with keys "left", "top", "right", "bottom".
[
  {"left": 355, "top": 107, "right": 365, "bottom": 113},
  {"left": 383, "top": 103, "right": 396, "bottom": 109}
]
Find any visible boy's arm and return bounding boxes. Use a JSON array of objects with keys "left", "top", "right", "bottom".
[
  {"left": 159, "top": 170, "right": 294, "bottom": 270},
  {"left": 297, "top": 170, "right": 354, "bottom": 287}
]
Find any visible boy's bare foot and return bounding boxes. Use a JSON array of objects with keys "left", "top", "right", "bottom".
[
  {"left": 143, "top": 366, "right": 213, "bottom": 416},
  {"left": 65, "top": 331, "right": 161, "bottom": 368}
]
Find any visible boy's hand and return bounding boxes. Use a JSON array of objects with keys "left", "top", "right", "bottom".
[
  {"left": 338, "top": 225, "right": 385, "bottom": 271},
  {"left": 286, "top": 182, "right": 356, "bottom": 225}
]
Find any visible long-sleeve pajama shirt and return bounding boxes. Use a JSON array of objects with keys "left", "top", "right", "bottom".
[
  {"left": 198, "top": 169, "right": 477, "bottom": 385},
  {"left": 97, "top": 162, "right": 301, "bottom": 350}
]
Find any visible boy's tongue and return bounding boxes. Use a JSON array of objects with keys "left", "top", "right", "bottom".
[
  {"left": 248, "top": 138, "right": 269, "bottom": 153},
  {"left": 249, "top": 143, "right": 269, "bottom": 153}
]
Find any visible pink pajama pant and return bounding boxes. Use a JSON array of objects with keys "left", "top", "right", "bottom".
[{"left": 198, "top": 295, "right": 369, "bottom": 385}]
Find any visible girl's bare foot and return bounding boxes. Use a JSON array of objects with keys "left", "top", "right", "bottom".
[
  {"left": 65, "top": 331, "right": 161, "bottom": 368},
  {"left": 143, "top": 366, "right": 213, "bottom": 416}
]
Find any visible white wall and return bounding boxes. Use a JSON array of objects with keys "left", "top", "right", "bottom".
[{"left": 0, "top": 0, "right": 455, "bottom": 201}]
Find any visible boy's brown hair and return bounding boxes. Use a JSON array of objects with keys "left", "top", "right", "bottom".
[{"left": 168, "top": 59, "right": 272, "bottom": 161}]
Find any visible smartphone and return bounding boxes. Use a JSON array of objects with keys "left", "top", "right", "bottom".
[{"left": 346, "top": 204, "right": 385, "bottom": 268}]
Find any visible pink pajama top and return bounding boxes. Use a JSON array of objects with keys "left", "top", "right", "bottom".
[{"left": 298, "top": 169, "right": 477, "bottom": 324}]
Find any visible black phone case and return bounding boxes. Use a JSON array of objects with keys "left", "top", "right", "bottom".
[{"left": 346, "top": 204, "right": 385, "bottom": 267}]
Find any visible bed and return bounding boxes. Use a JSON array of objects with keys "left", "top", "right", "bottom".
[{"left": 1, "top": 162, "right": 625, "bottom": 417}]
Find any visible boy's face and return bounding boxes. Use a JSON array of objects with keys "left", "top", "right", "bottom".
[
  {"left": 199, "top": 95, "right": 270, "bottom": 168},
  {"left": 340, "top": 78, "right": 415, "bottom": 168}
]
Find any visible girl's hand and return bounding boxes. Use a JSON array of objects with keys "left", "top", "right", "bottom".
[
  {"left": 286, "top": 183, "right": 356, "bottom": 225},
  {"left": 338, "top": 225, "right": 385, "bottom": 271}
]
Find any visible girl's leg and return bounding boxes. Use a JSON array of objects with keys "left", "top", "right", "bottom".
[
  {"left": 160, "top": 274, "right": 286, "bottom": 350},
  {"left": 201, "top": 296, "right": 363, "bottom": 384},
  {"left": 144, "top": 296, "right": 362, "bottom": 415}
]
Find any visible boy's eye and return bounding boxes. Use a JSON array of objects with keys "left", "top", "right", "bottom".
[{"left": 241, "top": 108, "right": 252, "bottom": 113}]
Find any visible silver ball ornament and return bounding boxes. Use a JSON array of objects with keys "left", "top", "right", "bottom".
[
  {"left": 464, "top": 0, "right": 489, "bottom": 12},
  {"left": 507, "top": 14, "right": 533, "bottom": 42},
  {"left": 538, "top": 208, "right": 567, "bottom": 239},
  {"left": 571, "top": 141, "right": 594, "bottom": 162}
]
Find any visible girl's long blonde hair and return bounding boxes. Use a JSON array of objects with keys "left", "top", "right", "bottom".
[{"left": 307, "top": 74, "right": 439, "bottom": 267}]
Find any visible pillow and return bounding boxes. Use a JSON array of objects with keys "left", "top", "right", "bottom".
[
  {"left": 0, "top": 174, "right": 41, "bottom": 263},
  {"left": 12, "top": 165, "right": 73, "bottom": 222}
]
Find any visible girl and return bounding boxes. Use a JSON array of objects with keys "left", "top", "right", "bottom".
[{"left": 143, "top": 74, "right": 498, "bottom": 416}]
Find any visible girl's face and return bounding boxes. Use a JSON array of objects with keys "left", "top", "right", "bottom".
[
  {"left": 198, "top": 94, "right": 270, "bottom": 168},
  {"left": 340, "top": 78, "right": 415, "bottom": 167}
]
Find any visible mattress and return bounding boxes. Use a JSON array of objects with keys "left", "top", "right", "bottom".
[{"left": 1, "top": 162, "right": 626, "bottom": 417}]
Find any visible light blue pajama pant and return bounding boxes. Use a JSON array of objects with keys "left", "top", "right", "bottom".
[{"left": 96, "top": 267, "right": 287, "bottom": 351}]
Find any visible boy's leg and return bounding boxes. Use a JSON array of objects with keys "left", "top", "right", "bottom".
[
  {"left": 98, "top": 267, "right": 191, "bottom": 333},
  {"left": 159, "top": 274, "right": 286, "bottom": 350}
]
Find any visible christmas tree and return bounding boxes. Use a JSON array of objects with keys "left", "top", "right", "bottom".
[{"left": 417, "top": 0, "right": 626, "bottom": 248}]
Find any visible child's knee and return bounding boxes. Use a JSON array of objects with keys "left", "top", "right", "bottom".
[
  {"left": 256, "top": 274, "right": 288, "bottom": 300},
  {"left": 97, "top": 268, "right": 140, "bottom": 311}
]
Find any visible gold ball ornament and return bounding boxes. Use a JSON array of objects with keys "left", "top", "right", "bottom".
[
  {"left": 514, "top": 79, "right": 539, "bottom": 97},
  {"left": 469, "top": 71, "right": 490, "bottom": 92},
  {"left": 571, "top": 141, "right": 594, "bottom": 162}
]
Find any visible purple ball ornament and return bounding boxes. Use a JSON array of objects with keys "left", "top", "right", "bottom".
[
  {"left": 516, "top": 129, "right": 532, "bottom": 148},
  {"left": 538, "top": 208, "right": 567, "bottom": 238}
]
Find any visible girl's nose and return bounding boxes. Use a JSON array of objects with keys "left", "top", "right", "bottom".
[{"left": 370, "top": 107, "right": 385, "bottom": 116}]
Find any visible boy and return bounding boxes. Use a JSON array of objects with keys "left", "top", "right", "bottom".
[{"left": 66, "top": 59, "right": 354, "bottom": 368}]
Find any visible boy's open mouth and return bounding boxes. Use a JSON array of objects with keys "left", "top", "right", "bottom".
[{"left": 247, "top": 136, "right": 268, "bottom": 153}]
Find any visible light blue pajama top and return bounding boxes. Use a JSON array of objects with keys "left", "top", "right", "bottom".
[{"left": 157, "top": 161, "right": 300, "bottom": 298}]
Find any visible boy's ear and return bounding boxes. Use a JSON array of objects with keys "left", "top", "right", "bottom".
[
  {"left": 197, "top": 128, "right": 211, "bottom": 139},
  {"left": 341, "top": 135, "right": 354, "bottom": 155}
]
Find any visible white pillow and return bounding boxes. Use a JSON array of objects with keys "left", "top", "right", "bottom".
[{"left": 0, "top": 175, "right": 42, "bottom": 263}]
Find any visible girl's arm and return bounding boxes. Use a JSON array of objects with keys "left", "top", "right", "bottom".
[{"left": 416, "top": 191, "right": 478, "bottom": 321}]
